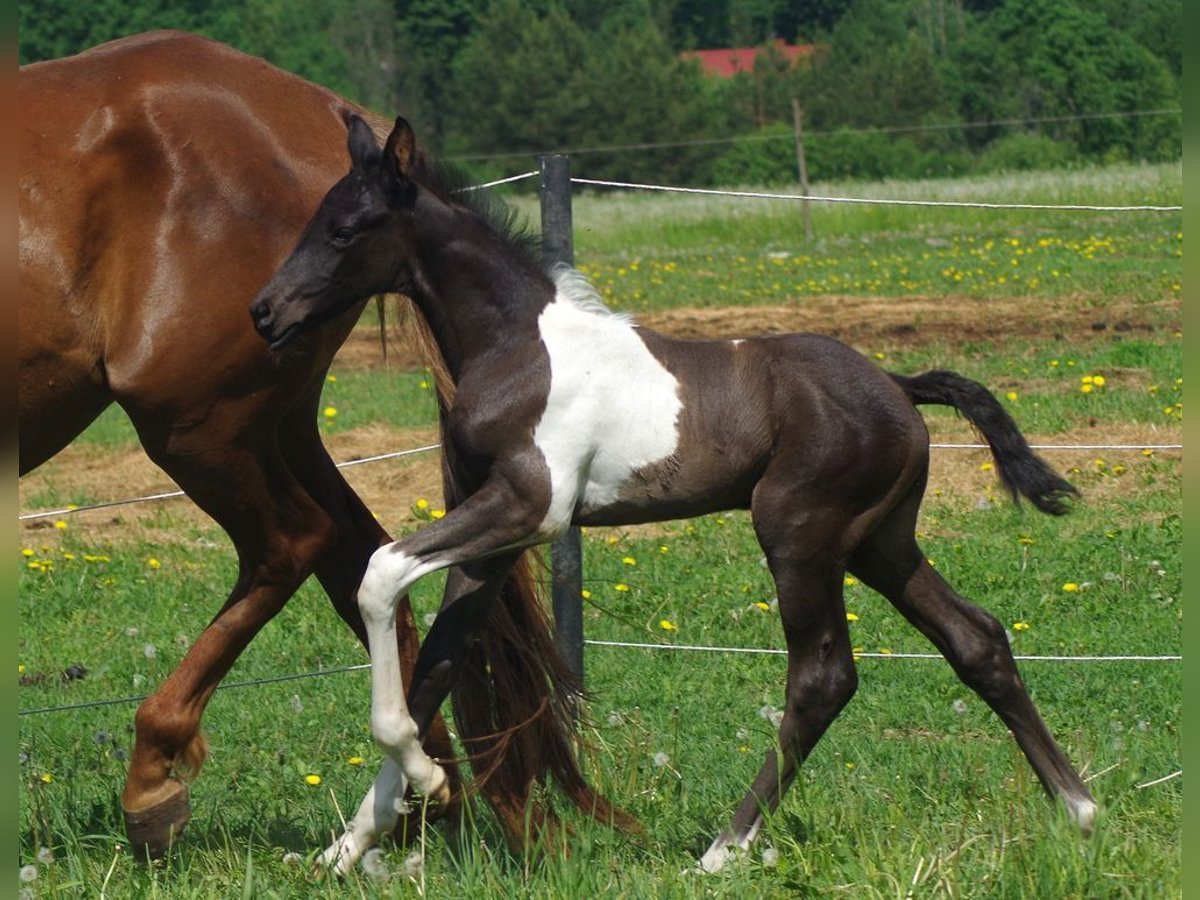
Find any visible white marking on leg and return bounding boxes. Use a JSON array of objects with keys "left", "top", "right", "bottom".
[
  {"left": 535, "top": 267, "right": 682, "bottom": 530},
  {"left": 1065, "top": 793, "right": 1098, "bottom": 835},
  {"left": 319, "top": 757, "right": 408, "bottom": 874},
  {"left": 357, "top": 545, "right": 449, "bottom": 818},
  {"left": 697, "top": 819, "right": 762, "bottom": 873}
]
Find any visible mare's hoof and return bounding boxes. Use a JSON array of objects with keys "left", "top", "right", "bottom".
[{"left": 124, "top": 782, "right": 190, "bottom": 861}]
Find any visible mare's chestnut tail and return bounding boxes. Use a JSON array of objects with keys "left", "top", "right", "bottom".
[{"left": 890, "top": 369, "right": 1079, "bottom": 516}]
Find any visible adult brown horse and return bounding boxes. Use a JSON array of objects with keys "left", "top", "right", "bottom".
[{"left": 19, "top": 31, "right": 615, "bottom": 861}]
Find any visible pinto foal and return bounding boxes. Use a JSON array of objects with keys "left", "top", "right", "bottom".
[{"left": 252, "top": 116, "right": 1098, "bottom": 873}]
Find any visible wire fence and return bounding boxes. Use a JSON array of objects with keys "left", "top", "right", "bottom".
[
  {"left": 19, "top": 163, "right": 1182, "bottom": 719},
  {"left": 18, "top": 639, "right": 1182, "bottom": 719}
]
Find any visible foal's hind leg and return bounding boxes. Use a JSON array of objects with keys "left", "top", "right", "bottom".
[
  {"left": 701, "top": 506, "right": 859, "bottom": 872},
  {"left": 847, "top": 488, "right": 1097, "bottom": 832}
]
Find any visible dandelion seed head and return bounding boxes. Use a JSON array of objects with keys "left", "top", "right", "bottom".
[
  {"left": 143, "top": 644, "right": 157, "bottom": 659},
  {"left": 762, "top": 846, "right": 779, "bottom": 867},
  {"left": 362, "top": 847, "right": 391, "bottom": 881},
  {"left": 19, "top": 865, "right": 37, "bottom": 883},
  {"left": 652, "top": 751, "right": 670, "bottom": 768},
  {"left": 952, "top": 699, "right": 968, "bottom": 714}
]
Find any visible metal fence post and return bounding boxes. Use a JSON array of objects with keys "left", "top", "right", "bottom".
[{"left": 538, "top": 154, "right": 585, "bottom": 684}]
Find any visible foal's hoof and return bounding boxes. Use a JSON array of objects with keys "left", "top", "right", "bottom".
[{"left": 124, "top": 782, "right": 190, "bottom": 861}]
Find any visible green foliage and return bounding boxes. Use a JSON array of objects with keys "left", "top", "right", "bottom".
[
  {"left": 977, "top": 132, "right": 1080, "bottom": 174},
  {"left": 18, "top": 0, "right": 1182, "bottom": 185}
]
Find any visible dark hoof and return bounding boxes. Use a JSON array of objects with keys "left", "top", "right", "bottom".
[{"left": 124, "top": 782, "right": 190, "bottom": 861}]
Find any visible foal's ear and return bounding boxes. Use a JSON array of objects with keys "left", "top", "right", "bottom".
[
  {"left": 347, "top": 115, "right": 382, "bottom": 171},
  {"left": 383, "top": 116, "right": 417, "bottom": 181}
]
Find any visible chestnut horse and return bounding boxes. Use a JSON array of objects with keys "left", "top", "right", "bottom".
[
  {"left": 19, "top": 31, "right": 610, "bottom": 860},
  {"left": 252, "top": 115, "right": 1098, "bottom": 873}
]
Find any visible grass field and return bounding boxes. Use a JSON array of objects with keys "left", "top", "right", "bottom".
[{"left": 18, "top": 163, "right": 1182, "bottom": 897}]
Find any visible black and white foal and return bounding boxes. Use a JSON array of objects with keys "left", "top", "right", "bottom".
[{"left": 251, "top": 116, "right": 1098, "bottom": 874}]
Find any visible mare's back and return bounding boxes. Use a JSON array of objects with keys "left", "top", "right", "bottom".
[{"left": 18, "top": 31, "right": 370, "bottom": 469}]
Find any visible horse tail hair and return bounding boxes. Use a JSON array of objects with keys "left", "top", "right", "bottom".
[
  {"left": 889, "top": 369, "right": 1079, "bottom": 516},
  {"left": 397, "top": 295, "right": 639, "bottom": 845}
]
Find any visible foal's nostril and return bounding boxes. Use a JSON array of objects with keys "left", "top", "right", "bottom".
[{"left": 250, "top": 298, "right": 273, "bottom": 329}]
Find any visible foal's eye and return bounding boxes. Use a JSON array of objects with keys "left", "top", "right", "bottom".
[{"left": 331, "top": 226, "right": 355, "bottom": 245}]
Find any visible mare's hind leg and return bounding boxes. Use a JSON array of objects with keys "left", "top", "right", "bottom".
[
  {"left": 701, "top": 504, "right": 859, "bottom": 872},
  {"left": 118, "top": 431, "right": 340, "bottom": 859},
  {"left": 847, "top": 486, "right": 1097, "bottom": 832}
]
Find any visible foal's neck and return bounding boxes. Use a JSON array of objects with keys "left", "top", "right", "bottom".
[{"left": 410, "top": 205, "right": 554, "bottom": 379}]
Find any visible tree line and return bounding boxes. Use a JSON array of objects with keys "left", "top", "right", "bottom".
[{"left": 20, "top": 0, "right": 1182, "bottom": 185}]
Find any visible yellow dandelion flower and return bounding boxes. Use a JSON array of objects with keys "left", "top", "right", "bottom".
[
  {"left": 754, "top": 601, "right": 770, "bottom": 611},
  {"left": 1062, "top": 582, "right": 1080, "bottom": 593},
  {"left": 1018, "top": 536, "right": 1034, "bottom": 545},
  {"left": 53, "top": 520, "right": 68, "bottom": 530},
  {"left": 1012, "top": 621, "right": 1030, "bottom": 632},
  {"left": 415, "top": 498, "right": 429, "bottom": 510},
  {"left": 305, "top": 774, "right": 322, "bottom": 786},
  {"left": 979, "top": 461, "right": 994, "bottom": 472},
  {"left": 430, "top": 509, "right": 445, "bottom": 519},
  {"left": 622, "top": 556, "right": 637, "bottom": 566},
  {"left": 844, "top": 575, "right": 859, "bottom": 587},
  {"left": 879, "top": 647, "right": 893, "bottom": 655},
  {"left": 40, "top": 773, "right": 53, "bottom": 784},
  {"left": 323, "top": 406, "right": 337, "bottom": 418},
  {"left": 18, "top": 664, "right": 25, "bottom": 673},
  {"left": 845, "top": 612, "right": 859, "bottom": 622},
  {"left": 873, "top": 351, "right": 886, "bottom": 360},
  {"left": 147, "top": 558, "right": 161, "bottom": 570},
  {"left": 614, "top": 583, "right": 631, "bottom": 592},
  {"left": 1006, "top": 391, "right": 1018, "bottom": 401},
  {"left": 659, "top": 618, "right": 677, "bottom": 631},
  {"left": 659, "top": 545, "right": 669, "bottom": 554},
  {"left": 845, "top": 762, "right": 856, "bottom": 770},
  {"left": 1092, "top": 375, "right": 1106, "bottom": 387},
  {"left": 419, "top": 380, "right": 430, "bottom": 390},
  {"left": 1080, "top": 384, "right": 1094, "bottom": 394},
  {"left": 326, "top": 374, "right": 337, "bottom": 383},
  {"left": 21, "top": 548, "right": 34, "bottom": 558},
  {"left": 347, "top": 756, "right": 364, "bottom": 766}
]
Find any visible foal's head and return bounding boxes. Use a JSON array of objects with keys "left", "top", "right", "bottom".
[{"left": 251, "top": 115, "right": 423, "bottom": 349}]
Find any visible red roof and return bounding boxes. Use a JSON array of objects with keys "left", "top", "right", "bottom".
[{"left": 682, "top": 40, "right": 817, "bottom": 78}]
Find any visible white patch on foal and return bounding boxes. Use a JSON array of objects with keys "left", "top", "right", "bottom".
[{"left": 534, "top": 267, "right": 682, "bottom": 533}]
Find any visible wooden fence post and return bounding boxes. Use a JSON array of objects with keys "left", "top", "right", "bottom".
[
  {"left": 792, "top": 97, "right": 814, "bottom": 243},
  {"left": 538, "top": 154, "right": 585, "bottom": 684}
]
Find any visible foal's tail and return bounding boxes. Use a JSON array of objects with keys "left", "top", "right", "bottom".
[{"left": 890, "top": 370, "right": 1078, "bottom": 516}]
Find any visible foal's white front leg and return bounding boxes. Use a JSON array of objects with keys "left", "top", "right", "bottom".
[
  {"left": 361, "top": 545, "right": 450, "bottom": 796},
  {"left": 319, "top": 756, "right": 408, "bottom": 875},
  {"left": 322, "top": 543, "right": 451, "bottom": 872}
]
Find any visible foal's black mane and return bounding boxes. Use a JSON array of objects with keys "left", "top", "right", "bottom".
[{"left": 412, "top": 152, "right": 544, "bottom": 272}]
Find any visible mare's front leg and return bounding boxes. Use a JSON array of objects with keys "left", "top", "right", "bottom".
[{"left": 321, "top": 476, "right": 546, "bottom": 874}]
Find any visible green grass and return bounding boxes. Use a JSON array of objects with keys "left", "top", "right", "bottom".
[
  {"left": 17, "top": 465, "right": 1182, "bottom": 896},
  {"left": 19, "top": 161, "right": 1181, "bottom": 896}
]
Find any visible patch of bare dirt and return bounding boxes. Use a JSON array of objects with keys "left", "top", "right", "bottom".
[{"left": 334, "top": 292, "right": 1180, "bottom": 370}]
